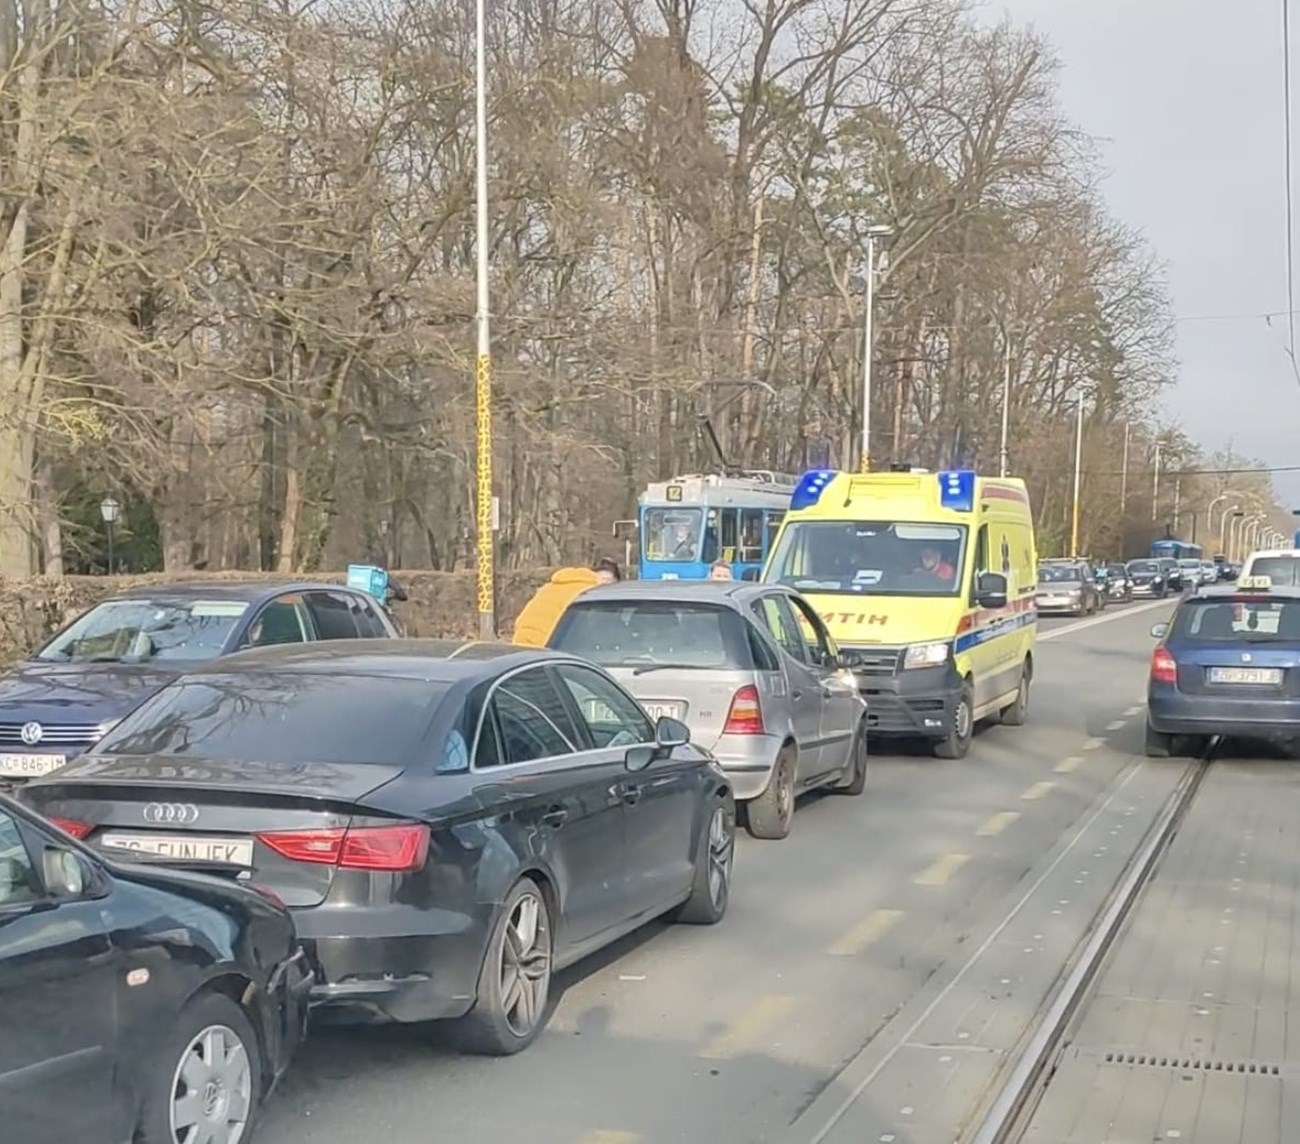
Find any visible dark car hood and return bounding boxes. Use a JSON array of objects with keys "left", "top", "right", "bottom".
[{"left": 0, "top": 661, "right": 179, "bottom": 723}]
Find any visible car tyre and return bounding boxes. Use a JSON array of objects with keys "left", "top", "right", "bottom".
[
  {"left": 832, "top": 722, "right": 868, "bottom": 795},
  {"left": 672, "top": 800, "right": 735, "bottom": 925},
  {"left": 747, "top": 745, "right": 796, "bottom": 839},
  {"left": 934, "top": 680, "right": 975, "bottom": 759},
  {"left": 136, "top": 991, "right": 262, "bottom": 1144},
  {"left": 456, "top": 876, "right": 554, "bottom": 1056},
  {"left": 1144, "top": 720, "right": 1172, "bottom": 758},
  {"left": 999, "top": 660, "right": 1031, "bottom": 726}
]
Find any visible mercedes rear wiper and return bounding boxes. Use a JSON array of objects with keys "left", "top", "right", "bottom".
[{"left": 631, "top": 663, "right": 702, "bottom": 676}]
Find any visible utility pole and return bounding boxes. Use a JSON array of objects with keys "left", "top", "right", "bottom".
[
  {"left": 858, "top": 226, "right": 892, "bottom": 472},
  {"left": 1070, "top": 392, "right": 1084, "bottom": 557},
  {"left": 998, "top": 333, "right": 1011, "bottom": 477},
  {"left": 1119, "top": 422, "right": 1130, "bottom": 513},
  {"left": 1173, "top": 477, "right": 1181, "bottom": 533},
  {"left": 473, "top": 0, "right": 495, "bottom": 639},
  {"left": 1151, "top": 440, "right": 1162, "bottom": 522}
]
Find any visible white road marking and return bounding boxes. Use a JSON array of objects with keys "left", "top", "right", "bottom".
[
  {"left": 1106, "top": 719, "right": 1126, "bottom": 732},
  {"left": 1038, "top": 597, "right": 1171, "bottom": 641}
]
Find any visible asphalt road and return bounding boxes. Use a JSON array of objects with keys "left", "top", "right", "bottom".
[{"left": 258, "top": 601, "right": 1178, "bottom": 1144}]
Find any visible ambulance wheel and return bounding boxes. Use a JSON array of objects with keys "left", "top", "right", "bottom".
[
  {"left": 934, "top": 680, "right": 974, "bottom": 759},
  {"left": 999, "top": 660, "right": 1031, "bottom": 726}
]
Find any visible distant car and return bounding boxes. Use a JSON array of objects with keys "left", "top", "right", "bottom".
[
  {"left": 1036, "top": 560, "right": 1102, "bottom": 616},
  {"left": 1103, "top": 563, "right": 1132, "bottom": 603},
  {"left": 1126, "top": 559, "right": 1168, "bottom": 599},
  {"left": 548, "top": 580, "right": 868, "bottom": 840},
  {"left": 1158, "top": 557, "right": 1184, "bottom": 591},
  {"left": 1146, "top": 580, "right": 1300, "bottom": 757},
  {"left": 20, "top": 640, "right": 736, "bottom": 1056},
  {"left": 0, "top": 791, "right": 310, "bottom": 1144},
  {"left": 1177, "top": 558, "right": 1205, "bottom": 590},
  {"left": 1200, "top": 559, "right": 1218, "bottom": 586},
  {"left": 0, "top": 582, "right": 398, "bottom": 787}
]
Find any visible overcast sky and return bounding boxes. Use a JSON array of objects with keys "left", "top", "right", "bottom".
[{"left": 995, "top": 0, "right": 1300, "bottom": 514}]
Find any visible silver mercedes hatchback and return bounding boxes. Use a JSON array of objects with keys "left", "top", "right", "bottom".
[{"left": 548, "top": 581, "right": 868, "bottom": 840}]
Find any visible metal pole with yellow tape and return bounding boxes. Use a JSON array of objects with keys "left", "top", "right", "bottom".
[{"left": 474, "top": 0, "right": 495, "bottom": 639}]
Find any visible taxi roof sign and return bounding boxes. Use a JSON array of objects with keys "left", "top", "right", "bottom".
[{"left": 1237, "top": 574, "right": 1273, "bottom": 590}]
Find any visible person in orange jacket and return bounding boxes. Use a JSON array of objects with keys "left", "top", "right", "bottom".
[{"left": 512, "top": 557, "right": 621, "bottom": 647}]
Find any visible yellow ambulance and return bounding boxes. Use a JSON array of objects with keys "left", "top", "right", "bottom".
[{"left": 760, "top": 468, "right": 1037, "bottom": 758}]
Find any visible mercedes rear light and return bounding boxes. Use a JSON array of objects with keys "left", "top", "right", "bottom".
[
  {"left": 47, "top": 816, "right": 92, "bottom": 840},
  {"left": 1150, "top": 646, "right": 1177, "bottom": 685},
  {"left": 256, "top": 823, "right": 430, "bottom": 872},
  {"left": 723, "top": 685, "right": 765, "bottom": 734}
]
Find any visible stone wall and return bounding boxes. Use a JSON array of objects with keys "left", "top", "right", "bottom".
[{"left": 0, "top": 567, "right": 557, "bottom": 668}]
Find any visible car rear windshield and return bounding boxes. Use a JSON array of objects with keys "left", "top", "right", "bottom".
[
  {"left": 1038, "top": 565, "right": 1081, "bottom": 583},
  {"left": 1173, "top": 599, "right": 1300, "bottom": 641},
  {"left": 94, "top": 673, "right": 448, "bottom": 765},
  {"left": 1128, "top": 561, "right": 1160, "bottom": 574},
  {"left": 35, "top": 599, "right": 252, "bottom": 663},
  {"left": 550, "top": 600, "right": 752, "bottom": 670},
  {"left": 1246, "top": 557, "right": 1300, "bottom": 587}
]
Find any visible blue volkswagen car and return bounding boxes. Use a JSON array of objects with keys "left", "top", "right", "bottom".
[
  {"left": 1146, "top": 578, "right": 1300, "bottom": 756},
  {"left": 0, "top": 582, "right": 397, "bottom": 787}
]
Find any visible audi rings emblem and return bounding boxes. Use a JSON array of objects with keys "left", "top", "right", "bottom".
[
  {"left": 143, "top": 802, "right": 199, "bottom": 825},
  {"left": 19, "top": 721, "right": 43, "bottom": 746}
]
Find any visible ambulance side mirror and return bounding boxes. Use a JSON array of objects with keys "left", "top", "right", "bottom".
[{"left": 975, "top": 572, "right": 1008, "bottom": 610}]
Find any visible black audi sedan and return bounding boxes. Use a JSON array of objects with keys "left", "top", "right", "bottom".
[
  {"left": 20, "top": 641, "right": 737, "bottom": 1055},
  {"left": 0, "top": 581, "right": 398, "bottom": 788},
  {"left": 0, "top": 792, "right": 310, "bottom": 1144}
]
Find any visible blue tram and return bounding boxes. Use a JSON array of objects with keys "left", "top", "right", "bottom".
[
  {"left": 1150, "top": 537, "right": 1203, "bottom": 561},
  {"left": 637, "top": 472, "right": 797, "bottom": 580}
]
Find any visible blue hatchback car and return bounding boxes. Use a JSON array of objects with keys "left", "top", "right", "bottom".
[
  {"left": 0, "top": 582, "right": 398, "bottom": 787},
  {"left": 1146, "top": 579, "right": 1300, "bottom": 756}
]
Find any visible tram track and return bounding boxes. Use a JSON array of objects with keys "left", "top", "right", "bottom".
[{"left": 965, "top": 738, "right": 1221, "bottom": 1144}]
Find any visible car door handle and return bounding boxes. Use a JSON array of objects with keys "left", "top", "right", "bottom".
[
  {"left": 541, "top": 806, "right": 568, "bottom": 828},
  {"left": 621, "top": 785, "right": 642, "bottom": 806}
]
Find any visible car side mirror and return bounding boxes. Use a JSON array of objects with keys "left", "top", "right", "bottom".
[
  {"left": 1150, "top": 622, "right": 1169, "bottom": 639},
  {"left": 42, "top": 845, "right": 90, "bottom": 898},
  {"left": 741, "top": 567, "right": 760, "bottom": 582},
  {"left": 655, "top": 716, "right": 690, "bottom": 749},
  {"left": 624, "top": 745, "right": 655, "bottom": 771},
  {"left": 975, "top": 571, "right": 1008, "bottom": 610}
]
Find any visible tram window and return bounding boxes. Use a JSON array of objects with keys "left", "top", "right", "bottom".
[
  {"left": 765, "top": 511, "right": 784, "bottom": 552},
  {"left": 702, "top": 510, "right": 720, "bottom": 563},
  {"left": 720, "top": 509, "right": 739, "bottom": 561},
  {"left": 740, "top": 509, "right": 764, "bottom": 562}
]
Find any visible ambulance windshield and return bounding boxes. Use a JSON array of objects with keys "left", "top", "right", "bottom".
[{"left": 765, "top": 521, "right": 968, "bottom": 596}]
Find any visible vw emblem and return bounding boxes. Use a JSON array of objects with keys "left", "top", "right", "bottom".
[
  {"left": 19, "top": 721, "right": 43, "bottom": 746},
  {"left": 143, "top": 802, "right": 199, "bottom": 825},
  {"left": 1242, "top": 652, "right": 1252, "bottom": 663}
]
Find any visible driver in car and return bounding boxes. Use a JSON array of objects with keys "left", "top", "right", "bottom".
[{"left": 914, "top": 545, "right": 956, "bottom": 584}]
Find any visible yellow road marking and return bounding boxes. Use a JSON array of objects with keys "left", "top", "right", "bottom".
[
  {"left": 579, "top": 1134, "right": 642, "bottom": 1144},
  {"left": 1022, "top": 781, "right": 1054, "bottom": 801},
  {"left": 1054, "top": 755, "right": 1084, "bottom": 773},
  {"left": 827, "top": 908, "right": 905, "bottom": 956},
  {"left": 698, "top": 994, "right": 797, "bottom": 1059},
  {"left": 914, "top": 853, "right": 970, "bottom": 886},
  {"left": 977, "top": 811, "right": 1020, "bottom": 837}
]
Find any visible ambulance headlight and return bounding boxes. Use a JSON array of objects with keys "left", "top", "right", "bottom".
[{"left": 903, "top": 641, "right": 950, "bottom": 670}]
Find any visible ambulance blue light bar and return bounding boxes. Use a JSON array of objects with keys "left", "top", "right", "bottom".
[
  {"left": 938, "top": 470, "right": 976, "bottom": 513},
  {"left": 791, "top": 469, "right": 837, "bottom": 510}
]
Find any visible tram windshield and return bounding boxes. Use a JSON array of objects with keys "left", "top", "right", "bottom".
[{"left": 644, "top": 508, "right": 704, "bottom": 561}]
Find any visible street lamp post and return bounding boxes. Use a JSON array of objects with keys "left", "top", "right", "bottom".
[
  {"left": 473, "top": 0, "right": 495, "bottom": 639},
  {"left": 858, "top": 225, "right": 892, "bottom": 472},
  {"left": 99, "top": 497, "right": 120, "bottom": 574},
  {"left": 1216, "top": 503, "right": 1242, "bottom": 554},
  {"left": 1070, "top": 391, "right": 1085, "bottom": 558},
  {"left": 1151, "top": 440, "right": 1162, "bottom": 522},
  {"left": 998, "top": 332, "right": 1012, "bottom": 477}
]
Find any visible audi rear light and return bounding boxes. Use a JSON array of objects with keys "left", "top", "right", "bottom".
[
  {"left": 256, "top": 823, "right": 430, "bottom": 872},
  {"left": 1150, "top": 646, "right": 1177, "bottom": 685},
  {"left": 723, "top": 685, "right": 765, "bottom": 735},
  {"left": 47, "top": 816, "right": 92, "bottom": 840}
]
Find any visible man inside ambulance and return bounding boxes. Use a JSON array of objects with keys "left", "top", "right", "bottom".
[{"left": 913, "top": 544, "right": 957, "bottom": 586}]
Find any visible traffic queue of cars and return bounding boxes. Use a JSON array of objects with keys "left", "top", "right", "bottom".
[{"left": 1, "top": 467, "right": 1049, "bottom": 1144}]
